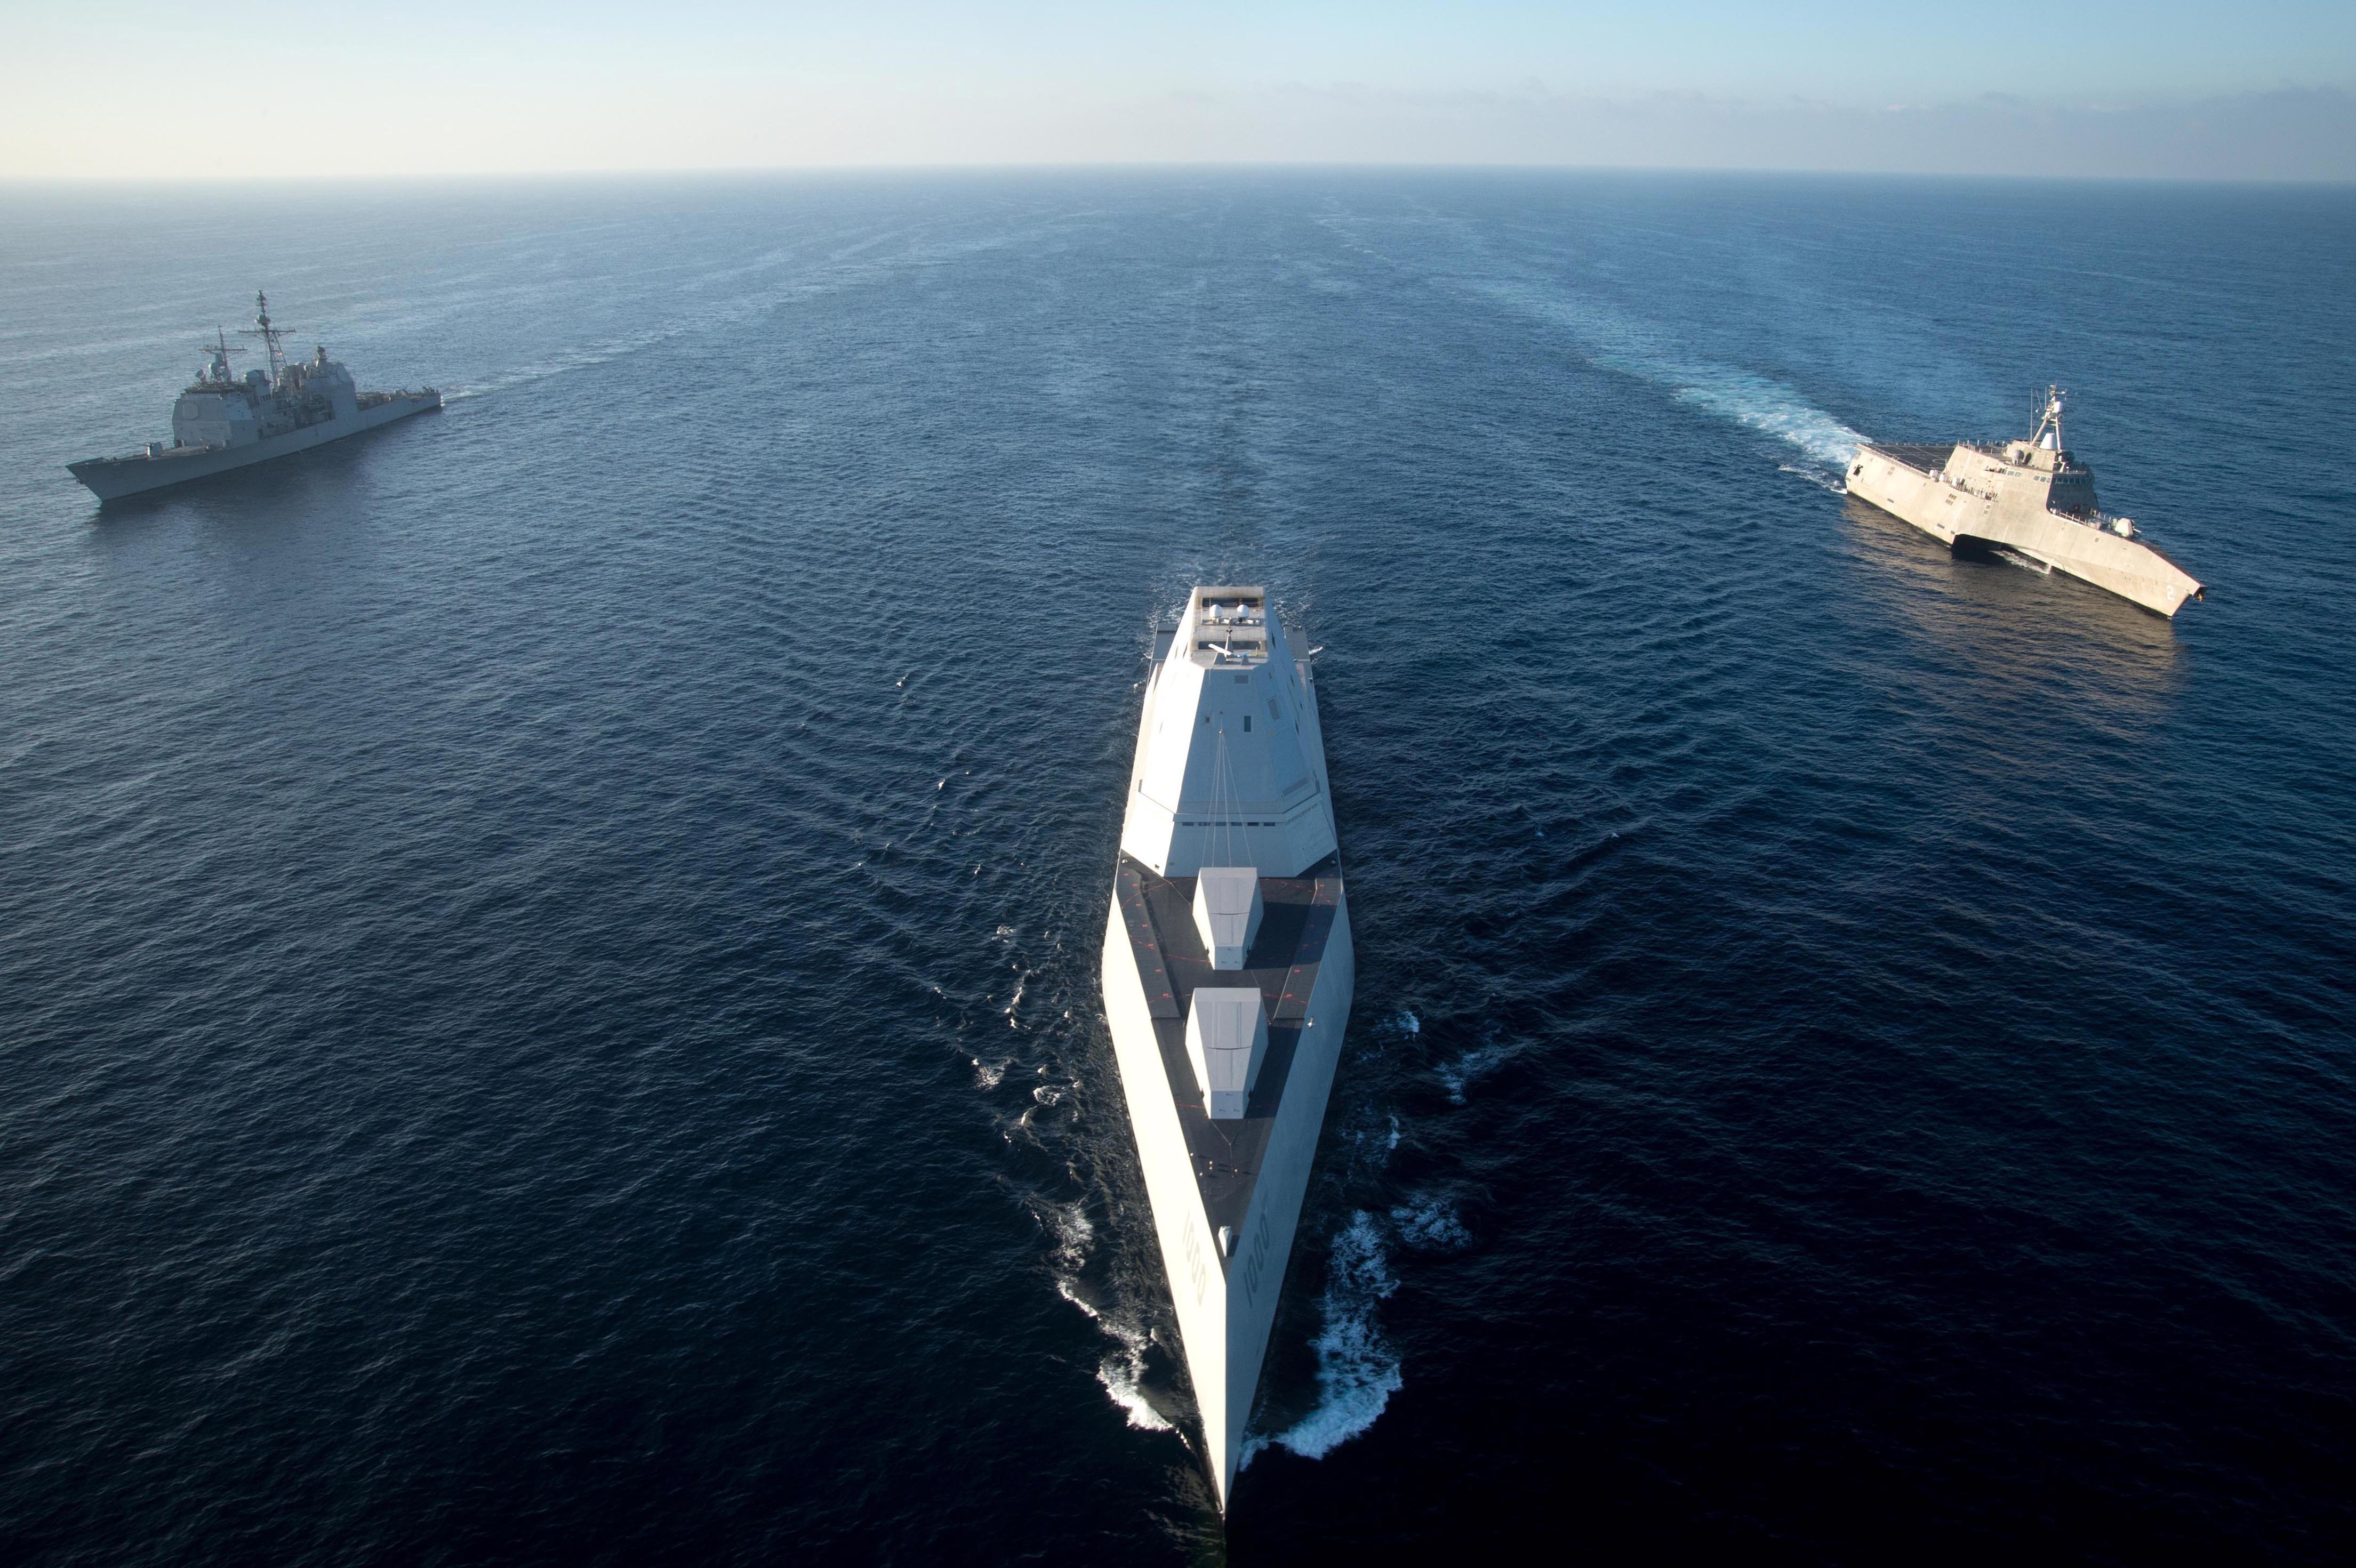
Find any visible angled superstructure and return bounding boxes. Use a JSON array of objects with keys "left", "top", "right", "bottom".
[
  {"left": 1100, "top": 585, "right": 1356, "bottom": 1509},
  {"left": 1847, "top": 388, "right": 2203, "bottom": 616},
  {"left": 68, "top": 291, "right": 439, "bottom": 502},
  {"left": 1118, "top": 589, "right": 1339, "bottom": 881}
]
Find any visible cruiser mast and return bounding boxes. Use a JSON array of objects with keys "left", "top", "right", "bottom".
[
  {"left": 199, "top": 327, "right": 239, "bottom": 385},
  {"left": 240, "top": 290, "right": 287, "bottom": 384}
]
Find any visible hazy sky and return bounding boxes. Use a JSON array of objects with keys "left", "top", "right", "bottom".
[{"left": 5, "top": 1, "right": 2352, "bottom": 179}]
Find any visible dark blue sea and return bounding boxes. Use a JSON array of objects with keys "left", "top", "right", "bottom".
[{"left": 3, "top": 171, "right": 2352, "bottom": 1564}]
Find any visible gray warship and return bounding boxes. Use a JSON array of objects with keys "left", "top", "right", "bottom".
[
  {"left": 1848, "top": 388, "right": 2203, "bottom": 617},
  {"left": 69, "top": 292, "right": 439, "bottom": 502},
  {"left": 1101, "top": 586, "right": 1355, "bottom": 1509}
]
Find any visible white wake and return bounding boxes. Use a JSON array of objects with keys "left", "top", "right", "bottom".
[
  {"left": 1465, "top": 277, "right": 1865, "bottom": 475},
  {"left": 1243, "top": 1209, "right": 1404, "bottom": 1468}
]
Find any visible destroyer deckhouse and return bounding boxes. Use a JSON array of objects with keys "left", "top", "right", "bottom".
[{"left": 1100, "top": 585, "right": 1356, "bottom": 1510}]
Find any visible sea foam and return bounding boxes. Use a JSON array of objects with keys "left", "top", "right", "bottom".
[{"left": 1243, "top": 1210, "right": 1403, "bottom": 1468}]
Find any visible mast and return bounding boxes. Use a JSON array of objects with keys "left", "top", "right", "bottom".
[
  {"left": 199, "top": 326, "right": 239, "bottom": 384},
  {"left": 239, "top": 290, "right": 287, "bottom": 384},
  {"left": 2032, "top": 384, "right": 2066, "bottom": 451}
]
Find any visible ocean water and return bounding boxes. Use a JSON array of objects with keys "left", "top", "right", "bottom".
[{"left": 2, "top": 171, "right": 2351, "bottom": 1564}]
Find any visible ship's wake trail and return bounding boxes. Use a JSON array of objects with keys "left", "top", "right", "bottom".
[
  {"left": 1781, "top": 462, "right": 1853, "bottom": 496},
  {"left": 444, "top": 223, "right": 1053, "bottom": 404},
  {"left": 1462, "top": 276, "right": 1865, "bottom": 482}
]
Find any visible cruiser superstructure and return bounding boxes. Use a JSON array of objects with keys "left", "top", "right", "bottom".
[
  {"left": 1847, "top": 388, "right": 2202, "bottom": 616},
  {"left": 69, "top": 292, "right": 439, "bottom": 502},
  {"left": 1100, "top": 586, "right": 1356, "bottom": 1510}
]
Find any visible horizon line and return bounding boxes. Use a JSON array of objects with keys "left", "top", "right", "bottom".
[{"left": 4, "top": 161, "right": 2353, "bottom": 189}]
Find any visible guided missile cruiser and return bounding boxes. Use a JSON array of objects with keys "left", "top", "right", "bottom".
[
  {"left": 1847, "top": 388, "right": 2202, "bottom": 617},
  {"left": 1100, "top": 585, "right": 1356, "bottom": 1510},
  {"left": 68, "top": 291, "right": 439, "bottom": 503}
]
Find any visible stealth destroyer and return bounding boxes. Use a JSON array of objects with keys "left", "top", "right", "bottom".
[
  {"left": 69, "top": 292, "right": 439, "bottom": 502},
  {"left": 1100, "top": 585, "right": 1356, "bottom": 1509},
  {"left": 1847, "top": 388, "right": 2202, "bottom": 616}
]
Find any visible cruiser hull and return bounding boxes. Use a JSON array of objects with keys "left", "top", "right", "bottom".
[
  {"left": 1849, "top": 443, "right": 2201, "bottom": 617},
  {"left": 69, "top": 392, "right": 440, "bottom": 502}
]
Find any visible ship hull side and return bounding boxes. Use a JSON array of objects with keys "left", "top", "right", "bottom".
[
  {"left": 1217, "top": 890, "right": 1353, "bottom": 1495},
  {"left": 69, "top": 393, "right": 440, "bottom": 502},
  {"left": 1101, "top": 895, "right": 1229, "bottom": 1490},
  {"left": 1850, "top": 445, "right": 2201, "bottom": 617}
]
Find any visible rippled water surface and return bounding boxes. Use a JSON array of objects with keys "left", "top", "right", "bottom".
[{"left": 3, "top": 173, "right": 2352, "bottom": 1564}]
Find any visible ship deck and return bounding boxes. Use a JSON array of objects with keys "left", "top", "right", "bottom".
[
  {"left": 1111, "top": 853, "right": 1343, "bottom": 1239},
  {"left": 1861, "top": 440, "right": 1956, "bottom": 476}
]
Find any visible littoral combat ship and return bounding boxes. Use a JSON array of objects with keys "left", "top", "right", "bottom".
[
  {"left": 1101, "top": 586, "right": 1355, "bottom": 1510},
  {"left": 1848, "top": 388, "right": 2203, "bottom": 616},
  {"left": 69, "top": 292, "right": 439, "bottom": 502}
]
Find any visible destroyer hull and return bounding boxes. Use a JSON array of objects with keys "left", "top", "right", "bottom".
[
  {"left": 1849, "top": 443, "right": 2201, "bottom": 617},
  {"left": 1101, "top": 880, "right": 1354, "bottom": 1508},
  {"left": 69, "top": 392, "right": 440, "bottom": 502},
  {"left": 1099, "top": 586, "right": 1355, "bottom": 1510}
]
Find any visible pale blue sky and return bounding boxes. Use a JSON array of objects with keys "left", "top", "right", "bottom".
[{"left": 5, "top": 1, "right": 2352, "bottom": 177}]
